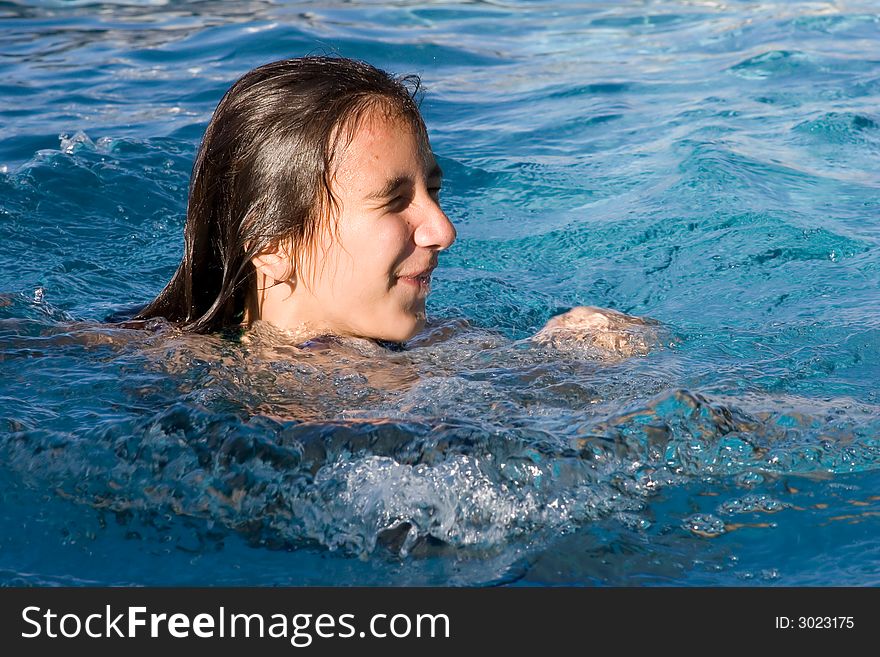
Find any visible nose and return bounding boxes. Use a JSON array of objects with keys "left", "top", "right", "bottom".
[{"left": 413, "top": 198, "right": 456, "bottom": 251}]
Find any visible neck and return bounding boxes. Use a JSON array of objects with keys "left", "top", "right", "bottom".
[{"left": 244, "top": 271, "right": 350, "bottom": 343}]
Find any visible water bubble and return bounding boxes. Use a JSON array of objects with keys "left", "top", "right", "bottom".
[
  {"left": 683, "top": 513, "right": 727, "bottom": 538},
  {"left": 59, "top": 130, "right": 94, "bottom": 155},
  {"left": 719, "top": 494, "right": 789, "bottom": 515}
]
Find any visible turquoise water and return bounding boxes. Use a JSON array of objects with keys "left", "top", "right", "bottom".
[{"left": 1, "top": 0, "right": 879, "bottom": 585}]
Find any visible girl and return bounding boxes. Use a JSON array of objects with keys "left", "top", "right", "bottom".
[{"left": 137, "top": 56, "right": 654, "bottom": 356}]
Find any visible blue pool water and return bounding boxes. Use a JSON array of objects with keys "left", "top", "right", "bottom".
[{"left": 1, "top": 0, "right": 879, "bottom": 586}]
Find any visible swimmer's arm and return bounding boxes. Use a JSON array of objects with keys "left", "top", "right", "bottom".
[{"left": 532, "top": 306, "right": 660, "bottom": 359}]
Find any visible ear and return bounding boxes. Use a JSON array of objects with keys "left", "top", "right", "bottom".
[{"left": 250, "top": 239, "right": 295, "bottom": 284}]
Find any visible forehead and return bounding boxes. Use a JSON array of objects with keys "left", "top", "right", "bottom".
[{"left": 332, "top": 108, "right": 434, "bottom": 183}]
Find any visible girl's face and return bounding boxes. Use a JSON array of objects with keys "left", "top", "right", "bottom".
[{"left": 255, "top": 111, "right": 456, "bottom": 342}]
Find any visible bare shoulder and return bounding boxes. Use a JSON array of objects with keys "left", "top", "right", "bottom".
[{"left": 532, "top": 306, "right": 661, "bottom": 360}]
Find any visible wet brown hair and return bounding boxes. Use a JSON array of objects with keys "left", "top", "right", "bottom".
[{"left": 136, "top": 56, "right": 427, "bottom": 332}]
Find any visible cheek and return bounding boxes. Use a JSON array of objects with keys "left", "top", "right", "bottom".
[
  {"left": 316, "top": 214, "right": 412, "bottom": 304},
  {"left": 357, "top": 221, "right": 410, "bottom": 280},
  {"left": 305, "top": 243, "right": 344, "bottom": 292}
]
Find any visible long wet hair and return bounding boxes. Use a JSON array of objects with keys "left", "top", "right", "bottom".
[{"left": 136, "top": 56, "right": 428, "bottom": 333}]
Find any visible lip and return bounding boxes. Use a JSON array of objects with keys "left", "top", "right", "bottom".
[{"left": 396, "top": 266, "right": 435, "bottom": 293}]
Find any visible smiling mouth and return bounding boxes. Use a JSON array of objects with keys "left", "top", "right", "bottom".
[
  {"left": 397, "top": 272, "right": 432, "bottom": 291},
  {"left": 396, "top": 267, "right": 434, "bottom": 294}
]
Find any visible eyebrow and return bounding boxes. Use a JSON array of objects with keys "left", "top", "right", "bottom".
[{"left": 367, "top": 163, "right": 444, "bottom": 201}]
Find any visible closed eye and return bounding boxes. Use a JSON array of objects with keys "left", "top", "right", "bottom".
[{"left": 386, "top": 194, "right": 411, "bottom": 212}]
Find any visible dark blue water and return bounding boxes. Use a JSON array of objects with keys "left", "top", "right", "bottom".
[{"left": 1, "top": 0, "right": 879, "bottom": 586}]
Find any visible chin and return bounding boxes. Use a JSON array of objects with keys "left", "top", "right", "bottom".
[{"left": 382, "top": 314, "right": 425, "bottom": 343}]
